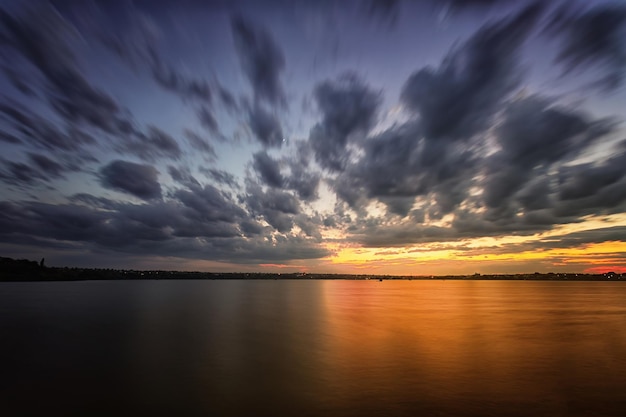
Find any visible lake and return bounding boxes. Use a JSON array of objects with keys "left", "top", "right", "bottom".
[{"left": 1, "top": 280, "right": 625, "bottom": 416}]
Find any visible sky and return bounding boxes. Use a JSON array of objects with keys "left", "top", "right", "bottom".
[{"left": 0, "top": 0, "right": 625, "bottom": 275}]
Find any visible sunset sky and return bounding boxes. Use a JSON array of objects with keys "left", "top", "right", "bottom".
[{"left": 1, "top": 0, "right": 625, "bottom": 275}]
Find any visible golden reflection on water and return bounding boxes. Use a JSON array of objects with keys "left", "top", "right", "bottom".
[
  {"left": 320, "top": 280, "right": 626, "bottom": 416},
  {"left": 2, "top": 280, "right": 626, "bottom": 417}
]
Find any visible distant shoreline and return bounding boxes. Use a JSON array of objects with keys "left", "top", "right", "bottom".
[{"left": 1, "top": 256, "right": 623, "bottom": 282}]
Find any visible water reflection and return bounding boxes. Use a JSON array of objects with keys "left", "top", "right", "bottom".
[
  {"left": 321, "top": 280, "right": 626, "bottom": 416},
  {"left": 1, "top": 280, "right": 625, "bottom": 416}
]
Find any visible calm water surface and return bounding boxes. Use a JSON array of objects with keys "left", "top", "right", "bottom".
[{"left": 1, "top": 280, "right": 625, "bottom": 416}]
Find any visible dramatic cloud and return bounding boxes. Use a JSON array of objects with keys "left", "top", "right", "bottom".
[
  {"left": 0, "top": 201, "right": 109, "bottom": 244},
  {"left": 247, "top": 103, "right": 283, "bottom": 147},
  {"left": 285, "top": 162, "right": 320, "bottom": 202},
  {"left": 401, "top": 2, "right": 542, "bottom": 141},
  {"left": 99, "top": 160, "right": 162, "bottom": 200},
  {"left": 0, "top": 197, "right": 326, "bottom": 261},
  {"left": 231, "top": 15, "right": 286, "bottom": 106},
  {"left": 0, "top": 151, "right": 79, "bottom": 186},
  {"left": 310, "top": 74, "right": 381, "bottom": 171},
  {"left": 1, "top": 1, "right": 624, "bottom": 273},
  {"left": 252, "top": 150, "right": 284, "bottom": 188},
  {"left": 483, "top": 95, "right": 615, "bottom": 210},
  {"left": 245, "top": 181, "right": 301, "bottom": 233},
  {"left": 547, "top": 3, "right": 626, "bottom": 90},
  {"left": 174, "top": 184, "right": 246, "bottom": 224},
  {"left": 168, "top": 165, "right": 200, "bottom": 188},
  {"left": 559, "top": 152, "right": 626, "bottom": 202}
]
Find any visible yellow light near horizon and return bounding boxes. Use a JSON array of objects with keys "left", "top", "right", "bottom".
[
  {"left": 320, "top": 211, "right": 626, "bottom": 275},
  {"left": 324, "top": 239, "right": 626, "bottom": 272}
]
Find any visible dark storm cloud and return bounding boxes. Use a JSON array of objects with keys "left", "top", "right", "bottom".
[
  {"left": 240, "top": 219, "right": 264, "bottom": 236},
  {"left": 0, "top": 178, "right": 330, "bottom": 262},
  {"left": 346, "top": 217, "right": 455, "bottom": 247},
  {"left": 344, "top": 121, "right": 422, "bottom": 200},
  {"left": 310, "top": 74, "right": 381, "bottom": 171},
  {"left": 401, "top": 2, "right": 542, "bottom": 141},
  {"left": 174, "top": 184, "right": 246, "bottom": 224},
  {"left": 514, "top": 177, "right": 552, "bottom": 211},
  {"left": 200, "top": 233, "right": 330, "bottom": 264},
  {"left": 546, "top": 3, "right": 626, "bottom": 90},
  {"left": 332, "top": 116, "right": 475, "bottom": 219},
  {"left": 250, "top": 145, "right": 320, "bottom": 202},
  {"left": 380, "top": 196, "right": 417, "bottom": 217},
  {"left": 451, "top": 145, "right": 626, "bottom": 240},
  {"left": 252, "top": 150, "right": 284, "bottom": 188},
  {"left": 0, "top": 199, "right": 241, "bottom": 252},
  {"left": 285, "top": 162, "right": 320, "bottom": 202},
  {"left": 483, "top": 96, "right": 616, "bottom": 210},
  {"left": 551, "top": 154, "right": 626, "bottom": 219},
  {"left": 495, "top": 97, "right": 598, "bottom": 165},
  {"left": 334, "top": 91, "right": 618, "bottom": 244},
  {"left": 74, "top": 186, "right": 246, "bottom": 243},
  {"left": 246, "top": 185, "right": 300, "bottom": 216},
  {"left": 326, "top": 4, "right": 620, "bottom": 237},
  {"left": 0, "top": 201, "right": 108, "bottom": 243},
  {"left": 245, "top": 181, "right": 300, "bottom": 233},
  {"left": 99, "top": 160, "right": 162, "bottom": 200},
  {"left": 231, "top": 15, "right": 286, "bottom": 106},
  {"left": 0, "top": 151, "right": 78, "bottom": 186},
  {"left": 168, "top": 165, "right": 200, "bottom": 188},
  {"left": 247, "top": 103, "right": 283, "bottom": 147},
  {"left": 275, "top": 141, "right": 320, "bottom": 201},
  {"left": 559, "top": 152, "right": 626, "bottom": 202}
]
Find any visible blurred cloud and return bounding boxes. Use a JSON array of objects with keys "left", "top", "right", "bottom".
[{"left": 99, "top": 160, "right": 162, "bottom": 200}]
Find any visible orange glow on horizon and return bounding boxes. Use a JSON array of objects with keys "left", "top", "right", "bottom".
[{"left": 322, "top": 240, "right": 626, "bottom": 275}]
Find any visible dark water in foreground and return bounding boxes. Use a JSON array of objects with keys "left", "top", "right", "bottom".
[{"left": 1, "top": 280, "right": 625, "bottom": 417}]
